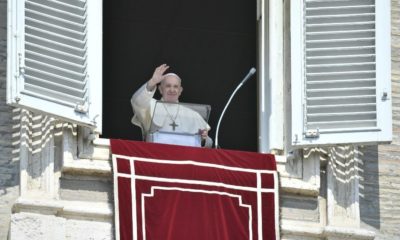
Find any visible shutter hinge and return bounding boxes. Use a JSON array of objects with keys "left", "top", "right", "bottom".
[
  {"left": 75, "top": 102, "right": 89, "bottom": 114},
  {"left": 18, "top": 53, "right": 25, "bottom": 77},
  {"left": 305, "top": 129, "right": 320, "bottom": 138},
  {"left": 382, "top": 91, "right": 390, "bottom": 101}
]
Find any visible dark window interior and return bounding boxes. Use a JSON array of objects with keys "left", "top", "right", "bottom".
[{"left": 102, "top": 0, "right": 257, "bottom": 151}]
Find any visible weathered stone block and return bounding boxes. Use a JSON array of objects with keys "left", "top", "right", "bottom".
[{"left": 10, "top": 213, "right": 66, "bottom": 240}]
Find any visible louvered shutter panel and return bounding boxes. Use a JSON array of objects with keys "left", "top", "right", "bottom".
[
  {"left": 7, "top": 0, "right": 102, "bottom": 131},
  {"left": 290, "top": 0, "right": 391, "bottom": 147}
]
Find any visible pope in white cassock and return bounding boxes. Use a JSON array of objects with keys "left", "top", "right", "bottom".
[{"left": 131, "top": 64, "right": 213, "bottom": 147}]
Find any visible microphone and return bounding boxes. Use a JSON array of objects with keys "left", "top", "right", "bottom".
[{"left": 214, "top": 67, "right": 256, "bottom": 148}]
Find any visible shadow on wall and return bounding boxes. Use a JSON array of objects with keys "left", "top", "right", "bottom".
[
  {"left": 328, "top": 146, "right": 360, "bottom": 205},
  {"left": 358, "top": 145, "right": 380, "bottom": 229},
  {"left": 0, "top": 108, "right": 21, "bottom": 196},
  {"left": 17, "top": 109, "right": 68, "bottom": 189},
  {"left": 328, "top": 146, "right": 380, "bottom": 229},
  {"left": 0, "top": 107, "right": 21, "bottom": 240},
  {"left": 1, "top": 108, "right": 65, "bottom": 195},
  {"left": 325, "top": 145, "right": 380, "bottom": 229}
]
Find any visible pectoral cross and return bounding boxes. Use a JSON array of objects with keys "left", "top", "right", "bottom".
[{"left": 170, "top": 121, "right": 178, "bottom": 131}]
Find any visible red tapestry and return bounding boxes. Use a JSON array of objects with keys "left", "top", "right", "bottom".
[{"left": 111, "top": 139, "right": 279, "bottom": 240}]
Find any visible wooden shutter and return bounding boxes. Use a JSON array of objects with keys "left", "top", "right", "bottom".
[
  {"left": 7, "top": 0, "right": 102, "bottom": 131},
  {"left": 290, "top": 0, "right": 391, "bottom": 147}
]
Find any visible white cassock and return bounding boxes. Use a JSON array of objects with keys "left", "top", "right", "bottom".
[{"left": 131, "top": 83, "right": 213, "bottom": 147}]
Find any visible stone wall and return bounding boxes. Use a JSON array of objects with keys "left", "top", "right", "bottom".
[
  {"left": 0, "top": 0, "right": 20, "bottom": 239},
  {"left": 1, "top": 0, "right": 400, "bottom": 239},
  {"left": 359, "top": 0, "right": 400, "bottom": 239}
]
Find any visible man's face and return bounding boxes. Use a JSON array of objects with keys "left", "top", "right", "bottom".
[{"left": 158, "top": 75, "right": 183, "bottom": 103}]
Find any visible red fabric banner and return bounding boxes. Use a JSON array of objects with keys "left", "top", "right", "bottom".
[{"left": 111, "top": 140, "right": 279, "bottom": 240}]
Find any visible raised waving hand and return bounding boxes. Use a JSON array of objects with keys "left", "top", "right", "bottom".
[{"left": 146, "top": 64, "right": 170, "bottom": 91}]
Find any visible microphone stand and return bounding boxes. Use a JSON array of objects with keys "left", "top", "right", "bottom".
[{"left": 214, "top": 68, "right": 256, "bottom": 148}]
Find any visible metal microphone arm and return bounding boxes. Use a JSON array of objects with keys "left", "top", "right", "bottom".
[{"left": 214, "top": 68, "right": 256, "bottom": 148}]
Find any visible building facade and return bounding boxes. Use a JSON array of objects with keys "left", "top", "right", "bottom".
[{"left": 0, "top": 0, "right": 399, "bottom": 239}]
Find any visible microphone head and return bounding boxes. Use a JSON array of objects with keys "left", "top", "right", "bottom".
[{"left": 249, "top": 67, "right": 256, "bottom": 75}]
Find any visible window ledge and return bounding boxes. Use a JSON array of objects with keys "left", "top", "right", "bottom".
[
  {"left": 275, "top": 153, "right": 320, "bottom": 196},
  {"left": 281, "top": 221, "right": 375, "bottom": 240},
  {"left": 13, "top": 198, "right": 113, "bottom": 220},
  {"left": 62, "top": 136, "right": 111, "bottom": 175}
]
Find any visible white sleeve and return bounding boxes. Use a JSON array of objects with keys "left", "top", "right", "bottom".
[
  {"left": 131, "top": 83, "right": 156, "bottom": 110},
  {"left": 131, "top": 83, "right": 156, "bottom": 130}
]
